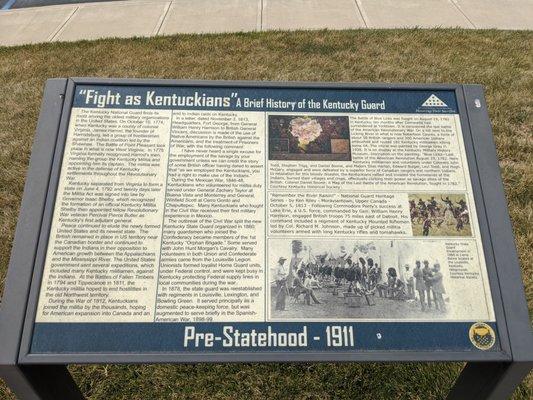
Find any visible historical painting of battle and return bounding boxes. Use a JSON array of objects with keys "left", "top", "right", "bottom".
[{"left": 409, "top": 193, "right": 472, "bottom": 237}]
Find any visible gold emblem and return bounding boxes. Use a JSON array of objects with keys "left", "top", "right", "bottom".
[{"left": 469, "top": 322, "right": 496, "bottom": 350}]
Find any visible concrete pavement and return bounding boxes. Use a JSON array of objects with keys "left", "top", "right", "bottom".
[{"left": 0, "top": 0, "right": 531, "bottom": 46}]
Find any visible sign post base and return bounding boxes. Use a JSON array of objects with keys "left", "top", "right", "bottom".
[
  {"left": 448, "top": 361, "right": 533, "bottom": 400},
  {"left": 1, "top": 365, "right": 84, "bottom": 400}
]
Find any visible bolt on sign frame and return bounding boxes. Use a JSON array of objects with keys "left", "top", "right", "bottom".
[{"left": 0, "top": 78, "right": 531, "bottom": 400}]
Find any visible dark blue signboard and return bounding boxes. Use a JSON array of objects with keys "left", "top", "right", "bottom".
[
  {"left": 72, "top": 84, "right": 459, "bottom": 114},
  {"left": 20, "top": 82, "right": 505, "bottom": 360},
  {"left": 31, "top": 322, "right": 500, "bottom": 354}
]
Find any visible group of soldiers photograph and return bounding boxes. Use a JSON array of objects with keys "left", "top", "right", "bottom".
[{"left": 272, "top": 240, "right": 449, "bottom": 318}]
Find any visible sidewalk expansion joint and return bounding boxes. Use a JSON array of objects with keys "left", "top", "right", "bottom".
[
  {"left": 48, "top": 5, "right": 78, "bottom": 42},
  {"left": 354, "top": 0, "right": 369, "bottom": 28},
  {"left": 155, "top": 1, "right": 172, "bottom": 36},
  {"left": 450, "top": 0, "right": 477, "bottom": 28},
  {"left": 260, "top": 0, "right": 263, "bottom": 31}
]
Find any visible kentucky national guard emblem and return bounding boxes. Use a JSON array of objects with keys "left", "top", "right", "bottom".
[{"left": 469, "top": 322, "right": 496, "bottom": 350}]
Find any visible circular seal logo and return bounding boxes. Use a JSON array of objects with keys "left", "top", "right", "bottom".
[{"left": 469, "top": 322, "right": 496, "bottom": 350}]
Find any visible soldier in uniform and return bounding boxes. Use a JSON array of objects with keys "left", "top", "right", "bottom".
[
  {"left": 413, "top": 260, "right": 426, "bottom": 311},
  {"left": 275, "top": 257, "right": 288, "bottom": 311},
  {"left": 359, "top": 257, "right": 368, "bottom": 289},
  {"left": 430, "top": 263, "right": 446, "bottom": 312},
  {"left": 427, "top": 196, "right": 438, "bottom": 217},
  {"left": 354, "top": 261, "right": 362, "bottom": 286},
  {"left": 422, "top": 216, "right": 432, "bottom": 236},
  {"left": 294, "top": 269, "right": 321, "bottom": 305},
  {"left": 441, "top": 195, "right": 454, "bottom": 209},
  {"left": 375, "top": 263, "right": 382, "bottom": 285},
  {"left": 404, "top": 264, "right": 415, "bottom": 299},
  {"left": 367, "top": 258, "right": 378, "bottom": 289},
  {"left": 422, "top": 260, "right": 433, "bottom": 309},
  {"left": 417, "top": 198, "right": 427, "bottom": 213},
  {"left": 345, "top": 258, "right": 356, "bottom": 292},
  {"left": 456, "top": 215, "right": 464, "bottom": 231}
]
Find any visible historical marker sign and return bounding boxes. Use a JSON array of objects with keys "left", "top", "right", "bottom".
[{"left": 1, "top": 79, "right": 531, "bottom": 399}]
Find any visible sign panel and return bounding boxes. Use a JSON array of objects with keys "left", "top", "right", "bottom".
[{"left": 29, "top": 83, "right": 500, "bottom": 356}]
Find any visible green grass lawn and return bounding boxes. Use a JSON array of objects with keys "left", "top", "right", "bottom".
[{"left": 0, "top": 29, "right": 532, "bottom": 399}]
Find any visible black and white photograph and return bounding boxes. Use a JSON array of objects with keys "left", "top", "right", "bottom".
[
  {"left": 268, "top": 115, "right": 351, "bottom": 161},
  {"left": 269, "top": 239, "right": 451, "bottom": 320}
]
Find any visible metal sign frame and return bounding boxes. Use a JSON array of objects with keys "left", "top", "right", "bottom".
[{"left": 0, "top": 78, "right": 531, "bottom": 399}]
